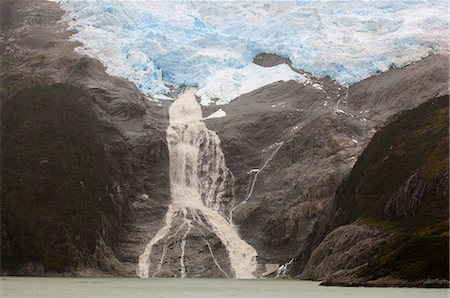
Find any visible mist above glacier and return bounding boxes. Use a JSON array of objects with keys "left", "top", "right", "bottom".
[{"left": 57, "top": 0, "right": 448, "bottom": 103}]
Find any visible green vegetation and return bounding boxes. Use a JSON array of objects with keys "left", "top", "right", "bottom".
[
  {"left": 358, "top": 221, "right": 449, "bottom": 281},
  {"left": 334, "top": 96, "right": 449, "bottom": 281},
  {"left": 1, "top": 84, "right": 113, "bottom": 272}
]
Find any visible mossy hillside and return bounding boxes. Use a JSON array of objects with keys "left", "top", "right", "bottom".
[
  {"left": 358, "top": 221, "right": 449, "bottom": 281},
  {"left": 333, "top": 96, "right": 449, "bottom": 281},
  {"left": 334, "top": 96, "right": 448, "bottom": 228},
  {"left": 1, "top": 84, "right": 116, "bottom": 272}
]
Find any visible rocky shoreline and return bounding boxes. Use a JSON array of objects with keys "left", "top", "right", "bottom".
[{"left": 321, "top": 271, "right": 450, "bottom": 288}]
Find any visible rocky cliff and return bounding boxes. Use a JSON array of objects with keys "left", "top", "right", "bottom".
[{"left": 296, "top": 96, "right": 449, "bottom": 287}]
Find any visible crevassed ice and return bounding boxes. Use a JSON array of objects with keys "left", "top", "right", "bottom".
[{"left": 57, "top": 0, "right": 448, "bottom": 103}]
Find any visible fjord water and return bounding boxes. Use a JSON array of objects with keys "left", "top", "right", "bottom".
[{"left": 2, "top": 278, "right": 449, "bottom": 298}]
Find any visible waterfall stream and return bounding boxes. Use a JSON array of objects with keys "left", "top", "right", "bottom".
[{"left": 137, "top": 88, "right": 257, "bottom": 278}]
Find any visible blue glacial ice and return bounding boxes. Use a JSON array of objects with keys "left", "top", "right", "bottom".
[{"left": 56, "top": 0, "right": 449, "bottom": 104}]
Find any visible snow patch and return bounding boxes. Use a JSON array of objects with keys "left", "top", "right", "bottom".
[
  {"left": 312, "top": 83, "right": 323, "bottom": 90},
  {"left": 205, "top": 109, "right": 226, "bottom": 119}
]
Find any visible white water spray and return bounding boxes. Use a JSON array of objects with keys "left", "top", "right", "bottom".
[{"left": 138, "top": 88, "right": 257, "bottom": 278}]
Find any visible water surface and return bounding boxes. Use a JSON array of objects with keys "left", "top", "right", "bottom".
[{"left": 1, "top": 278, "right": 449, "bottom": 298}]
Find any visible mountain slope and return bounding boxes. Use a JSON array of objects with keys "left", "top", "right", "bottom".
[
  {"left": 300, "top": 95, "right": 449, "bottom": 286},
  {"left": 1, "top": 0, "right": 171, "bottom": 276},
  {"left": 334, "top": 96, "right": 448, "bottom": 230},
  {"left": 1, "top": 84, "right": 129, "bottom": 274},
  {"left": 207, "top": 54, "right": 448, "bottom": 273}
]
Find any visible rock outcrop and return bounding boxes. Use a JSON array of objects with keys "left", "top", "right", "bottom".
[
  {"left": 322, "top": 268, "right": 450, "bottom": 288},
  {"left": 300, "top": 224, "right": 389, "bottom": 280},
  {"left": 384, "top": 170, "right": 449, "bottom": 220},
  {"left": 384, "top": 173, "right": 425, "bottom": 220},
  {"left": 293, "top": 95, "right": 449, "bottom": 286}
]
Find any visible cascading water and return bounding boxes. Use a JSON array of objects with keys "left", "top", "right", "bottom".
[{"left": 137, "top": 88, "right": 258, "bottom": 278}]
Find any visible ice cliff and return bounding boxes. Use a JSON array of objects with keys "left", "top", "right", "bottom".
[{"left": 56, "top": 0, "right": 448, "bottom": 103}]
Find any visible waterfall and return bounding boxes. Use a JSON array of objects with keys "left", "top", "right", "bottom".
[{"left": 137, "top": 88, "right": 257, "bottom": 278}]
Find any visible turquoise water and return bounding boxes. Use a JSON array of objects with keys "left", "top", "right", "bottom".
[{"left": 1, "top": 277, "right": 448, "bottom": 298}]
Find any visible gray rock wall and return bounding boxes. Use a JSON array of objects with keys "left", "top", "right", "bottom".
[
  {"left": 206, "top": 54, "right": 448, "bottom": 270},
  {"left": 299, "top": 224, "right": 389, "bottom": 280}
]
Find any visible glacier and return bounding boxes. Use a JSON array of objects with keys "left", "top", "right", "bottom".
[{"left": 55, "top": 0, "right": 448, "bottom": 103}]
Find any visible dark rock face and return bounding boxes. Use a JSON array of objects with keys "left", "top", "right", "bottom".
[
  {"left": 299, "top": 224, "right": 389, "bottom": 280},
  {"left": 384, "top": 169, "right": 450, "bottom": 221},
  {"left": 0, "top": 84, "right": 129, "bottom": 275},
  {"left": 302, "top": 96, "right": 449, "bottom": 285},
  {"left": 322, "top": 269, "right": 450, "bottom": 288},
  {"left": 253, "top": 53, "right": 292, "bottom": 67},
  {"left": 384, "top": 173, "right": 425, "bottom": 219}
]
